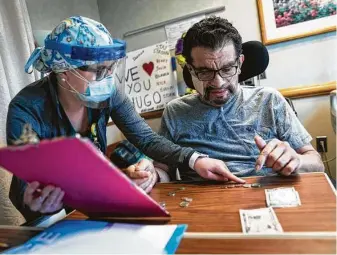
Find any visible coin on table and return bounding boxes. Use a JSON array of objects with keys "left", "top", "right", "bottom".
[
  {"left": 159, "top": 202, "right": 166, "bottom": 208},
  {"left": 227, "top": 185, "right": 235, "bottom": 188},
  {"left": 221, "top": 186, "right": 228, "bottom": 189},
  {"left": 178, "top": 187, "right": 186, "bottom": 191},
  {"left": 168, "top": 192, "right": 176, "bottom": 196},
  {"left": 243, "top": 183, "right": 252, "bottom": 188},
  {"left": 251, "top": 183, "right": 262, "bottom": 188},
  {"left": 179, "top": 201, "right": 189, "bottom": 207},
  {"left": 181, "top": 197, "right": 193, "bottom": 202},
  {"left": 235, "top": 184, "right": 242, "bottom": 187}
]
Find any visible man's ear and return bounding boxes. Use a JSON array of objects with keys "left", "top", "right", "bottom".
[
  {"left": 239, "top": 54, "right": 245, "bottom": 68},
  {"left": 237, "top": 54, "right": 244, "bottom": 75}
]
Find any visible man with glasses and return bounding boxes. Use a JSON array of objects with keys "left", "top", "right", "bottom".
[{"left": 150, "top": 16, "right": 323, "bottom": 182}]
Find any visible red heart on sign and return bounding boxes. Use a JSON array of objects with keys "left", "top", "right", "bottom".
[{"left": 142, "top": 62, "right": 154, "bottom": 76}]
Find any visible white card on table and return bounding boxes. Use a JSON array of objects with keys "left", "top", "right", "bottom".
[
  {"left": 265, "top": 187, "right": 301, "bottom": 208},
  {"left": 239, "top": 207, "right": 283, "bottom": 234}
]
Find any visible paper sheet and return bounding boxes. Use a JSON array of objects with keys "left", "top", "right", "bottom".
[{"left": 165, "top": 15, "right": 205, "bottom": 50}]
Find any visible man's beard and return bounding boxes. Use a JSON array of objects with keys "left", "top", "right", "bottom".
[{"left": 203, "top": 85, "right": 234, "bottom": 107}]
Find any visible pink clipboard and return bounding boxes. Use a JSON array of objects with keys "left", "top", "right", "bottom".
[{"left": 0, "top": 138, "right": 169, "bottom": 218}]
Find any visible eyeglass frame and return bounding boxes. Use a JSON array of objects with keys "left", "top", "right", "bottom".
[
  {"left": 77, "top": 62, "right": 115, "bottom": 81},
  {"left": 187, "top": 56, "right": 241, "bottom": 81}
]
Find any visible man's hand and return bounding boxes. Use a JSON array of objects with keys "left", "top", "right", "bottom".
[
  {"left": 255, "top": 135, "right": 301, "bottom": 176},
  {"left": 194, "top": 158, "right": 245, "bottom": 183},
  {"left": 122, "top": 159, "right": 158, "bottom": 193},
  {"left": 23, "top": 181, "right": 65, "bottom": 214}
]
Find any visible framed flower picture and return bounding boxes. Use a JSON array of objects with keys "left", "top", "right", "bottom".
[{"left": 257, "top": 0, "right": 336, "bottom": 45}]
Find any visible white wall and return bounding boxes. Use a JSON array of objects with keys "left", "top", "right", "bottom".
[
  {"left": 26, "top": 0, "right": 100, "bottom": 31},
  {"left": 100, "top": 0, "right": 336, "bottom": 177},
  {"left": 294, "top": 96, "right": 336, "bottom": 178},
  {"left": 97, "top": 0, "right": 227, "bottom": 39}
]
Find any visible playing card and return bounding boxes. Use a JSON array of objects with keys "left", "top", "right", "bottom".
[
  {"left": 239, "top": 207, "right": 283, "bottom": 234},
  {"left": 265, "top": 187, "right": 301, "bottom": 208}
]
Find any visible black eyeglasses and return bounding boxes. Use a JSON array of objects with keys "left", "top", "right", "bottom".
[
  {"left": 190, "top": 58, "right": 240, "bottom": 81},
  {"left": 78, "top": 62, "right": 115, "bottom": 81}
]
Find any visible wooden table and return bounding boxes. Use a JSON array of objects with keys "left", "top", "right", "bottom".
[{"left": 0, "top": 172, "right": 336, "bottom": 254}]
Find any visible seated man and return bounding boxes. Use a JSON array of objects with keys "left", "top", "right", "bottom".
[{"left": 127, "top": 16, "right": 324, "bottom": 184}]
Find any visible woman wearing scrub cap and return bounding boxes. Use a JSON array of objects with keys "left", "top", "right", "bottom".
[{"left": 7, "top": 16, "right": 244, "bottom": 222}]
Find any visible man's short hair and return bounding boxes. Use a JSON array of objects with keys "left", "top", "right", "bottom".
[{"left": 182, "top": 16, "right": 242, "bottom": 64}]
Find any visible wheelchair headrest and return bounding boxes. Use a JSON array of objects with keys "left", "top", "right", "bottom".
[{"left": 183, "top": 41, "right": 269, "bottom": 89}]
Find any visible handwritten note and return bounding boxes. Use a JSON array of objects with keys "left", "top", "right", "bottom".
[
  {"left": 165, "top": 15, "right": 205, "bottom": 50},
  {"left": 121, "top": 41, "right": 177, "bottom": 114}
]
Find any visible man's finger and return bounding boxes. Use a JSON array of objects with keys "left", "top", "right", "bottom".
[
  {"left": 255, "top": 139, "right": 279, "bottom": 171},
  {"left": 280, "top": 158, "right": 299, "bottom": 176},
  {"left": 265, "top": 144, "right": 286, "bottom": 168},
  {"left": 254, "top": 135, "right": 267, "bottom": 151},
  {"left": 272, "top": 152, "right": 292, "bottom": 172}
]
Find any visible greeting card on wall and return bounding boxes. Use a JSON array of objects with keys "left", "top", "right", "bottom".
[
  {"left": 165, "top": 15, "right": 205, "bottom": 50},
  {"left": 122, "top": 41, "right": 177, "bottom": 113}
]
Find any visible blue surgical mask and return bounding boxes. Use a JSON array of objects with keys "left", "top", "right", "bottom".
[
  {"left": 64, "top": 75, "right": 116, "bottom": 109},
  {"left": 77, "top": 76, "right": 115, "bottom": 103}
]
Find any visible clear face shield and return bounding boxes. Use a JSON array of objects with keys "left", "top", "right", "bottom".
[
  {"left": 68, "top": 58, "right": 126, "bottom": 109},
  {"left": 45, "top": 38, "right": 127, "bottom": 109}
]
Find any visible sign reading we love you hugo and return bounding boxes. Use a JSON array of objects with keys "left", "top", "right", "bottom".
[{"left": 119, "top": 41, "right": 178, "bottom": 113}]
